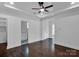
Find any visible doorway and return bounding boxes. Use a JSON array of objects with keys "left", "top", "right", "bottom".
[
  {"left": 21, "top": 21, "right": 29, "bottom": 56},
  {"left": 21, "top": 21, "right": 28, "bottom": 45},
  {"left": 0, "top": 17, "right": 7, "bottom": 56}
]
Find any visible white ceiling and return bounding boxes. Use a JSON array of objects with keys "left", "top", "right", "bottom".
[{"left": 0, "top": 2, "right": 79, "bottom": 20}]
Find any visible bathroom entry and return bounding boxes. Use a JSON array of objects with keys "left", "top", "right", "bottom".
[
  {"left": 21, "top": 21, "right": 29, "bottom": 56},
  {"left": 21, "top": 21, "right": 28, "bottom": 45}
]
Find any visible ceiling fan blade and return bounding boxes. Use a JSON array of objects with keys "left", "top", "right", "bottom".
[
  {"left": 45, "top": 5, "right": 53, "bottom": 9},
  {"left": 32, "top": 8, "right": 40, "bottom": 10},
  {"left": 38, "top": 11, "right": 41, "bottom": 13},
  {"left": 45, "top": 9, "right": 48, "bottom": 12}
]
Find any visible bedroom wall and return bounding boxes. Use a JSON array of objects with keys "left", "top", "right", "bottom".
[
  {"left": 55, "top": 15, "right": 79, "bottom": 50},
  {"left": 0, "top": 14, "right": 41, "bottom": 49}
]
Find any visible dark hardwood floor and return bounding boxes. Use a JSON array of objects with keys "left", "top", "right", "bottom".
[
  {"left": 28, "top": 38, "right": 54, "bottom": 57},
  {"left": 0, "top": 43, "right": 7, "bottom": 57},
  {"left": 55, "top": 44, "right": 79, "bottom": 57},
  {"left": 0, "top": 38, "right": 79, "bottom": 57},
  {"left": 6, "top": 38, "right": 54, "bottom": 57}
]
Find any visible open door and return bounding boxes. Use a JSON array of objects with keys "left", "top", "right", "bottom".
[
  {"left": 21, "top": 21, "right": 28, "bottom": 45},
  {"left": 21, "top": 21, "right": 29, "bottom": 56},
  {"left": 0, "top": 17, "right": 7, "bottom": 56}
]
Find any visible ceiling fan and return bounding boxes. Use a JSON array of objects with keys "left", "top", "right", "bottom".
[{"left": 32, "top": 2, "right": 53, "bottom": 13}]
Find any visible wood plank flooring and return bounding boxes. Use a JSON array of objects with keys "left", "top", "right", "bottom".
[
  {"left": 0, "top": 43, "right": 7, "bottom": 57},
  {"left": 55, "top": 44, "right": 79, "bottom": 57},
  {"left": 0, "top": 38, "right": 79, "bottom": 57}
]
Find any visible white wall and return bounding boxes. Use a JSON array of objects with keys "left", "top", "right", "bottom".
[
  {"left": 55, "top": 15, "right": 79, "bottom": 50},
  {"left": 7, "top": 16, "right": 22, "bottom": 49},
  {"left": 0, "top": 14, "right": 41, "bottom": 49},
  {"left": 42, "top": 20, "right": 49, "bottom": 40},
  {"left": 42, "top": 18, "right": 55, "bottom": 40},
  {"left": 28, "top": 20, "right": 41, "bottom": 43},
  {"left": 7, "top": 15, "right": 41, "bottom": 49},
  {"left": 0, "top": 13, "right": 54, "bottom": 49}
]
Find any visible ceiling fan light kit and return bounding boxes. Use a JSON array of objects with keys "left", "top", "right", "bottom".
[
  {"left": 32, "top": 2, "right": 53, "bottom": 18},
  {"left": 36, "top": 13, "right": 47, "bottom": 18},
  {"left": 33, "top": 10, "right": 48, "bottom": 17}
]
